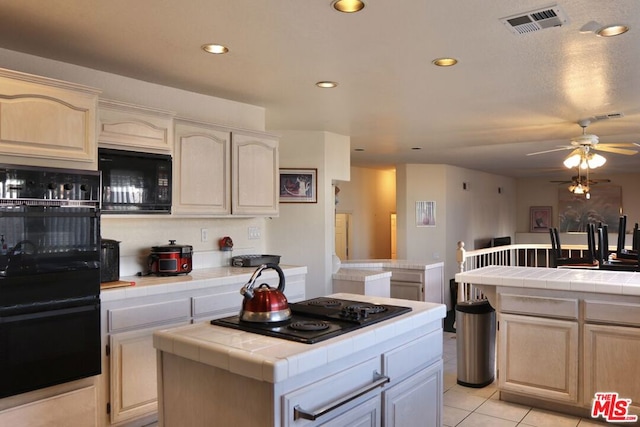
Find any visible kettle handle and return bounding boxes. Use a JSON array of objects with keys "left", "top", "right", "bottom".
[
  {"left": 241, "top": 263, "right": 286, "bottom": 298},
  {"left": 265, "top": 262, "right": 286, "bottom": 293}
]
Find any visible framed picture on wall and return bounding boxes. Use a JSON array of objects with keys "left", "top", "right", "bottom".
[
  {"left": 530, "top": 206, "right": 552, "bottom": 233},
  {"left": 279, "top": 168, "right": 317, "bottom": 203},
  {"left": 416, "top": 201, "right": 436, "bottom": 227}
]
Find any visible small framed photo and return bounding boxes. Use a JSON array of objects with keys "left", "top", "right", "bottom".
[
  {"left": 416, "top": 201, "right": 436, "bottom": 227},
  {"left": 279, "top": 168, "right": 317, "bottom": 203},
  {"left": 530, "top": 206, "right": 552, "bottom": 232}
]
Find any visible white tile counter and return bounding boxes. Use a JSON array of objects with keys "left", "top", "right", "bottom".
[
  {"left": 153, "top": 293, "right": 446, "bottom": 383},
  {"left": 332, "top": 268, "right": 392, "bottom": 297},
  {"left": 153, "top": 293, "right": 447, "bottom": 426},
  {"left": 100, "top": 265, "right": 308, "bottom": 302},
  {"left": 455, "top": 265, "right": 640, "bottom": 296}
]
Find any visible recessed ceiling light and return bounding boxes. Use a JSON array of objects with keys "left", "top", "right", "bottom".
[
  {"left": 432, "top": 58, "right": 458, "bottom": 67},
  {"left": 332, "top": 0, "right": 365, "bottom": 13},
  {"left": 596, "top": 25, "right": 629, "bottom": 37},
  {"left": 316, "top": 81, "right": 338, "bottom": 88},
  {"left": 202, "top": 44, "right": 229, "bottom": 54}
]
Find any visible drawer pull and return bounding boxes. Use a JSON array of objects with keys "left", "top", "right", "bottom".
[{"left": 293, "top": 371, "right": 389, "bottom": 421}]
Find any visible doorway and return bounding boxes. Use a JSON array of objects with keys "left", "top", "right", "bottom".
[
  {"left": 335, "top": 213, "right": 352, "bottom": 261},
  {"left": 390, "top": 213, "right": 397, "bottom": 259}
]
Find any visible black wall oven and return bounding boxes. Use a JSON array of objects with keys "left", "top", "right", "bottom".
[{"left": 0, "top": 164, "right": 101, "bottom": 399}]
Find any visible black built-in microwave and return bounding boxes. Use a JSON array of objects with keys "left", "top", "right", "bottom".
[{"left": 98, "top": 148, "right": 172, "bottom": 214}]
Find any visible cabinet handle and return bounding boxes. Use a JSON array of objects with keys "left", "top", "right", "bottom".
[{"left": 293, "top": 371, "right": 390, "bottom": 421}]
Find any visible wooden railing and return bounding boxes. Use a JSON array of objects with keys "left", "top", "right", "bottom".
[{"left": 455, "top": 241, "right": 593, "bottom": 302}]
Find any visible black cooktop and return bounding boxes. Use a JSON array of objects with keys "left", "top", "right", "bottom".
[{"left": 210, "top": 297, "right": 412, "bottom": 344}]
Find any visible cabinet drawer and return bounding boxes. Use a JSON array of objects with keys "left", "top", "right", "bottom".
[
  {"left": 283, "top": 357, "right": 383, "bottom": 426},
  {"left": 383, "top": 330, "right": 441, "bottom": 383},
  {"left": 192, "top": 291, "right": 239, "bottom": 319},
  {"left": 584, "top": 300, "right": 640, "bottom": 327},
  {"left": 500, "top": 293, "right": 578, "bottom": 320},
  {"left": 387, "top": 270, "right": 423, "bottom": 283},
  {"left": 108, "top": 299, "right": 190, "bottom": 332}
]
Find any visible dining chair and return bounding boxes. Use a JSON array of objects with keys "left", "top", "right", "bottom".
[
  {"left": 616, "top": 215, "right": 639, "bottom": 260},
  {"left": 549, "top": 225, "right": 597, "bottom": 268}
]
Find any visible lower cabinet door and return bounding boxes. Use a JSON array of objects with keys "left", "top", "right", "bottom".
[
  {"left": 498, "top": 313, "right": 578, "bottom": 403},
  {"left": 109, "top": 322, "right": 187, "bottom": 424},
  {"left": 583, "top": 323, "right": 640, "bottom": 415},
  {"left": 383, "top": 361, "right": 443, "bottom": 427},
  {"left": 319, "top": 396, "right": 381, "bottom": 427},
  {"left": 390, "top": 281, "right": 422, "bottom": 301}
]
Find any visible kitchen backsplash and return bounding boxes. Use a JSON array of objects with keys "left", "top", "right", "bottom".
[{"left": 102, "top": 216, "right": 267, "bottom": 276}]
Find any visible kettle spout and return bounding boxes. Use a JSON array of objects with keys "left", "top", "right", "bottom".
[{"left": 240, "top": 263, "right": 268, "bottom": 299}]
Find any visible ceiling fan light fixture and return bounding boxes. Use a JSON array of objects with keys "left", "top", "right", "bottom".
[
  {"left": 332, "top": 0, "right": 365, "bottom": 13},
  {"left": 573, "top": 184, "right": 585, "bottom": 194},
  {"left": 563, "top": 153, "right": 582, "bottom": 168},
  {"left": 596, "top": 25, "right": 629, "bottom": 37},
  {"left": 587, "top": 152, "right": 607, "bottom": 168}
]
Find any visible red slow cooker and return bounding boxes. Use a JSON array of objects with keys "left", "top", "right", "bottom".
[{"left": 149, "top": 240, "right": 193, "bottom": 275}]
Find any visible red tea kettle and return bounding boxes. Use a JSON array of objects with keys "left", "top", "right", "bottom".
[{"left": 239, "top": 263, "right": 291, "bottom": 323}]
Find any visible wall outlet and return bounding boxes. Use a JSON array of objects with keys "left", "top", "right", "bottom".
[
  {"left": 248, "top": 226, "right": 261, "bottom": 240},
  {"left": 201, "top": 228, "right": 209, "bottom": 242}
]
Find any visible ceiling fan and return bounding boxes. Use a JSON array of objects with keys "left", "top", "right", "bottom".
[
  {"left": 527, "top": 119, "right": 640, "bottom": 168},
  {"left": 551, "top": 171, "right": 611, "bottom": 198},
  {"left": 550, "top": 175, "right": 611, "bottom": 186}
]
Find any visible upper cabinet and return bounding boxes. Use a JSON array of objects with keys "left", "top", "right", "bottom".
[
  {"left": 231, "top": 131, "right": 279, "bottom": 216},
  {"left": 173, "top": 119, "right": 232, "bottom": 215},
  {"left": 0, "top": 68, "right": 100, "bottom": 170},
  {"left": 173, "top": 119, "right": 278, "bottom": 217},
  {"left": 98, "top": 99, "right": 175, "bottom": 153}
]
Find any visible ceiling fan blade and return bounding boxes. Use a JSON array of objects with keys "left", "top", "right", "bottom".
[
  {"left": 526, "top": 146, "right": 572, "bottom": 156},
  {"left": 597, "top": 143, "right": 637, "bottom": 147},
  {"left": 594, "top": 146, "right": 638, "bottom": 155}
]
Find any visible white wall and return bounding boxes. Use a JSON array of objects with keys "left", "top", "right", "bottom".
[
  {"left": 266, "top": 130, "right": 350, "bottom": 298},
  {"left": 396, "top": 164, "right": 517, "bottom": 306}
]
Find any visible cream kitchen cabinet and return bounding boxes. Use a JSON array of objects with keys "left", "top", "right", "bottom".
[
  {"left": 104, "top": 298, "right": 191, "bottom": 426},
  {"left": 583, "top": 300, "right": 640, "bottom": 415},
  {"left": 173, "top": 119, "right": 231, "bottom": 215},
  {"left": 173, "top": 119, "right": 278, "bottom": 216},
  {"left": 231, "top": 130, "right": 279, "bottom": 216},
  {"left": 497, "top": 293, "right": 579, "bottom": 404},
  {"left": 0, "top": 67, "right": 100, "bottom": 170},
  {"left": 98, "top": 99, "right": 174, "bottom": 153},
  {"left": 498, "top": 313, "right": 578, "bottom": 403},
  {"left": 99, "top": 266, "right": 307, "bottom": 427}
]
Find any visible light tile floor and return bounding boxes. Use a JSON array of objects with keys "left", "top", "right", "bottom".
[{"left": 442, "top": 331, "right": 608, "bottom": 427}]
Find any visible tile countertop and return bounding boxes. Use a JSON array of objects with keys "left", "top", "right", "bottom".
[
  {"left": 99, "top": 265, "right": 308, "bottom": 302},
  {"left": 340, "top": 259, "right": 444, "bottom": 270},
  {"left": 152, "top": 293, "right": 446, "bottom": 384},
  {"left": 332, "top": 268, "right": 392, "bottom": 281},
  {"left": 455, "top": 265, "right": 640, "bottom": 296}
]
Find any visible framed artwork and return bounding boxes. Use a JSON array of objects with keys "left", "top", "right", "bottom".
[
  {"left": 557, "top": 185, "right": 622, "bottom": 233},
  {"left": 416, "top": 201, "right": 436, "bottom": 227},
  {"left": 279, "top": 168, "right": 317, "bottom": 203},
  {"left": 530, "top": 206, "right": 552, "bottom": 232}
]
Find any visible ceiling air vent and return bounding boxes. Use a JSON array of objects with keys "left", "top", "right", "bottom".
[
  {"left": 500, "top": 5, "right": 568, "bottom": 35},
  {"left": 593, "top": 112, "right": 624, "bottom": 121}
]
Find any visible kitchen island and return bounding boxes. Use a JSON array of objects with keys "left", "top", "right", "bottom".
[
  {"left": 455, "top": 266, "right": 640, "bottom": 420},
  {"left": 153, "top": 293, "right": 446, "bottom": 426},
  {"left": 340, "top": 260, "right": 445, "bottom": 304}
]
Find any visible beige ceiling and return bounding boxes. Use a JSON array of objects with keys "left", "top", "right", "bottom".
[{"left": 1, "top": 0, "right": 640, "bottom": 178}]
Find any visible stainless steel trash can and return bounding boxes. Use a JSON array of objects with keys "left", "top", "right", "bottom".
[{"left": 456, "top": 299, "right": 496, "bottom": 388}]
